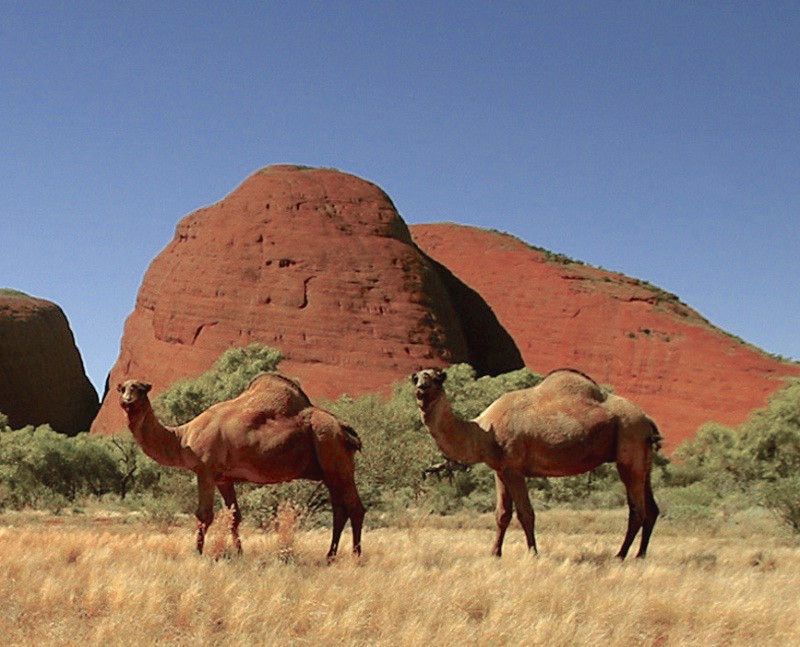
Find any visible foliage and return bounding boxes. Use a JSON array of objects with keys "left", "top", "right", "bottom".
[
  {"left": 324, "top": 383, "right": 439, "bottom": 511},
  {"left": 759, "top": 477, "right": 800, "bottom": 533},
  {"left": 3, "top": 346, "right": 799, "bottom": 537},
  {"left": 442, "top": 364, "right": 541, "bottom": 419},
  {"left": 324, "top": 364, "right": 548, "bottom": 514},
  {"left": 0, "top": 425, "right": 162, "bottom": 511},
  {"left": 671, "top": 379, "right": 800, "bottom": 532},
  {"left": 154, "top": 344, "right": 283, "bottom": 425}
]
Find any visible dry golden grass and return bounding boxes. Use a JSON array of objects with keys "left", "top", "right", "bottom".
[{"left": 1, "top": 509, "right": 798, "bottom": 647}]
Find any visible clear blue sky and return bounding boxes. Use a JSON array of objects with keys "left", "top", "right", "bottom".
[{"left": 2, "top": 1, "right": 798, "bottom": 394}]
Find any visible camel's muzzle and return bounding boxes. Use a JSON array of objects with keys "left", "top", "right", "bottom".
[
  {"left": 120, "top": 398, "right": 140, "bottom": 413},
  {"left": 415, "top": 385, "right": 437, "bottom": 406}
]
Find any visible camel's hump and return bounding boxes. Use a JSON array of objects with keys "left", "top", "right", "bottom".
[
  {"left": 240, "top": 372, "right": 313, "bottom": 417},
  {"left": 247, "top": 372, "right": 309, "bottom": 397},
  {"left": 539, "top": 368, "right": 606, "bottom": 402}
]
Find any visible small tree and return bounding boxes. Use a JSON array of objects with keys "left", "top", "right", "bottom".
[
  {"left": 760, "top": 477, "right": 800, "bottom": 533},
  {"left": 155, "top": 344, "right": 283, "bottom": 425},
  {"left": 672, "top": 379, "right": 800, "bottom": 533}
]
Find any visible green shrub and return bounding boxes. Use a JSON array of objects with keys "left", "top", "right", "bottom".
[
  {"left": 324, "top": 385, "right": 437, "bottom": 510},
  {"left": 672, "top": 379, "right": 800, "bottom": 533},
  {"left": 155, "top": 344, "right": 283, "bottom": 425},
  {"left": 239, "top": 481, "right": 331, "bottom": 530},
  {"left": 3, "top": 347, "right": 797, "bottom": 538},
  {"left": 759, "top": 477, "right": 800, "bottom": 533},
  {"left": 0, "top": 426, "right": 101, "bottom": 509}
]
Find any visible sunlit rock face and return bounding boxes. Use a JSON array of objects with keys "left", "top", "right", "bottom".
[
  {"left": 412, "top": 223, "right": 800, "bottom": 452},
  {"left": 91, "top": 166, "right": 522, "bottom": 434}
]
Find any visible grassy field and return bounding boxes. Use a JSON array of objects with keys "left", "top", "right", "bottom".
[{"left": 1, "top": 507, "right": 798, "bottom": 647}]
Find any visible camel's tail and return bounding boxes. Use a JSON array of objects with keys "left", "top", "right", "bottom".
[
  {"left": 341, "top": 424, "right": 363, "bottom": 452},
  {"left": 647, "top": 418, "right": 663, "bottom": 453}
]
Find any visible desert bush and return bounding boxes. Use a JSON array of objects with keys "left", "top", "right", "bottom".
[
  {"left": 155, "top": 343, "right": 283, "bottom": 425},
  {"left": 759, "top": 476, "right": 800, "bottom": 533},
  {"left": 441, "top": 363, "right": 540, "bottom": 419},
  {"left": 323, "top": 384, "right": 437, "bottom": 510},
  {"left": 3, "top": 346, "right": 797, "bottom": 536},
  {"left": 133, "top": 466, "right": 196, "bottom": 515},
  {"left": 671, "top": 379, "right": 800, "bottom": 532},
  {"left": 0, "top": 426, "right": 115, "bottom": 510},
  {"left": 0, "top": 420, "right": 172, "bottom": 511},
  {"left": 738, "top": 380, "right": 800, "bottom": 481},
  {"left": 239, "top": 481, "right": 331, "bottom": 530},
  {"left": 530, "top": 464, "right": 625, "bottom": 508}
]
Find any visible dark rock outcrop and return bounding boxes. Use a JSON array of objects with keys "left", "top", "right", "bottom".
[{"left": 0, "top": 290, "right": 99, "bottom": 434}]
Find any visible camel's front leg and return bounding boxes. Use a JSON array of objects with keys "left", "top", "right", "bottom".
[
  {"left": 217, "top": 481, "right": 243, "bottom": 555},
  {"left": 503, "top": 470, "right": 538, "bottom": 555},
  {"left": 195, "top": 473, "right": 216, "bottom": 555},
  {"left": 492, "top": 472, "right": 513, "bottom": 557}
]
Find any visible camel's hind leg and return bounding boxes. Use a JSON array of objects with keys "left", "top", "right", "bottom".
[
  {"left": 326, "top": 495, "right": 348, "bottom": 560},
  {"left": 345, "top": 483, "right": 365, "bottom": 556},
  {"left": 636, "top": 475, "right": 659, "bottom": 558},
  {"left": 492, "top": 472, "right": 514, "bottom": 557},
  {"left": 312, "top": 414, "right": 366, "bottom": 559},
  {"left": 217, "top": 481, "right": 243, "bottom": 555},
  {"left": 325, "top": 479, "right": 365, "bottom": 560},
  {"left": 616, "top": 462, "right": 658, "bottom": 559}
]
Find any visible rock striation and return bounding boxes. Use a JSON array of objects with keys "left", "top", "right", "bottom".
[
  {"left": 411, "top": 224, "right": 800, "bottom": 451},
  {"left": 0, "top": 290, "right": 99, "bottom": 434},
  {"left": 91, "top": 166, "right": 522, "bottom": 434}
]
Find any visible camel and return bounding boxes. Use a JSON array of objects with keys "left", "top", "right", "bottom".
[
  {"left": 411, "top": 367, "right": 661, "bottom": 559},
  {"left": 118, "top": 371, "right": 365, "bottom": 559}
]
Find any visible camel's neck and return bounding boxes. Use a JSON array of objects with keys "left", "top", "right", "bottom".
[
  {"left": 420, "top": 395, "right": 499, "bottom": 466},
  {"left": 125, "top": 403, "right": 189, "bottom": 469}
]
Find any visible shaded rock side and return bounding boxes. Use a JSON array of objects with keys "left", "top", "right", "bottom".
[
  {"left": 411, "top": 223, "right": 800, "bottom": 452},
  {"left": 0, "top": 291, "right": 99, "bottom": 434},
  {"left": 91, "top": 166, "right": 522, "bottom": 434}
]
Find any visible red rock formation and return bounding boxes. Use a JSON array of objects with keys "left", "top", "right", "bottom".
[
  {"left": 411, "top": 224, "right": 800, "bottom": 452},
  {"left": 0, "top": 290, "right": 99, "bottom": 434},
  {"left": 91, "top": 166, "right": 521, "bottom": 434}
]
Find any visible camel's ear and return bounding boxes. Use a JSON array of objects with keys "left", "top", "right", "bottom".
[
  {"left": 435, "top": 370, "right": 447, "bottom": 384},
  {"left": 140, "top": 382, "right": 152, "bottom": 393},
  {"left": 116, "top": 383, "right": 124, "bottom": 393},
  {"left": 410, "top": 373, "right": 419, "bottom": 385}
]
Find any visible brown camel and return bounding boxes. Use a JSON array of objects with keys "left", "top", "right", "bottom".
[
  {"left": 118, "top": 372, "right": 365, "bottom": 559},
  {"left": 411, "top": 368, "right": 661, "bottom": 558}
]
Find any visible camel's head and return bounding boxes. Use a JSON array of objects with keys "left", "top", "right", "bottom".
[
  {"left": 117, "top": 380, "right": 152, "bottom": 413},
  {"left": 410, "top": 368, "right": 446, "bottom": 409}
]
